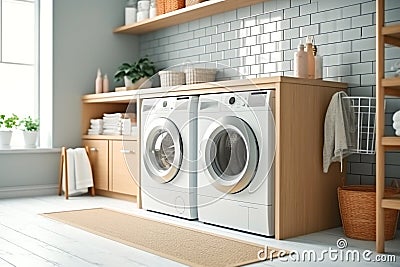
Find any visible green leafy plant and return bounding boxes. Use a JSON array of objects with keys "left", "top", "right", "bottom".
[
  {"left": 20, "top": 116, "right": 40, "bottom": 131},
  {"left": 0, "top": 114, "right": 19, "bottom": 129},
  {"left": 114, "top": 57, "right": 156, "bottom": 83}
]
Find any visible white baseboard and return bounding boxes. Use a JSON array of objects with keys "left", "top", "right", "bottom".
[{"left": 0, "top": 184, "right": 58, "bottom": 199}]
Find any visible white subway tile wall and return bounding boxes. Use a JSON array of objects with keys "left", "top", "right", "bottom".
[{"left": 139, "top": 0, "right": 400, "bottom": 185}]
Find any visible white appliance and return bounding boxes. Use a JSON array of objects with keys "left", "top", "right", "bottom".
[
  {"left": 141, "top": 96, "right": 198, "bottom": 219},
  {"left": 197, "top": 90, "right": 275, "bottom": 236}
]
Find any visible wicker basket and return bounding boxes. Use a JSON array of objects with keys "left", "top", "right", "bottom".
[
  {"left": 185, "top": 68, "right": 216, "bottom": 84},
  {"left": 165, "top": 0, "right": 185, "bottom": 13},
  {"left": 337, "top": 185, "right": 399, "bottom": 241},
  {"left": 186, "top": 0, "right": 206, "bottom": 6},
  {"left": 156, "top": 0, "right": 165, "bottom": 15},
  {"left": 159, "top": 71, "right": 185, "bottom": 87}
]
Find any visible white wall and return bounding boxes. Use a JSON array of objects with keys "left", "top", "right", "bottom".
[{"left": 0, "top": 0, "right": 139, "bottom": 197}]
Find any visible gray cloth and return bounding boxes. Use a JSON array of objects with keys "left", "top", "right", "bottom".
[{"left": 323, "top": 91, "right": 356, "bottom": 173}]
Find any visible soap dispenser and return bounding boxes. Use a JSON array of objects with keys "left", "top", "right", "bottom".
[
  {"left": 306, "top": 36, "right": 315, "bottom": 79},
  {"left": 294, "top": 42, "right": 308, "bottom": 78}
]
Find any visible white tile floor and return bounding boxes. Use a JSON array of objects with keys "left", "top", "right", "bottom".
[{"left": 0, "top": 195, "right": 398, "bottom": 267}]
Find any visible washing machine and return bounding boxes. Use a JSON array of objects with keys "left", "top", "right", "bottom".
[
  {"left": 141, "top": 96, "right": 198, "bottom": 220},
  {"left": 197, "top": 90, "right": 275, "bottom": 236}
]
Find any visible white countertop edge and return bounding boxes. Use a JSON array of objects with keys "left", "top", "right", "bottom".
[{"left": 0, "top": 147, "right": 61, "bottom": 154}]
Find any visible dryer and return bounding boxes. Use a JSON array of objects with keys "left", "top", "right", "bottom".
[
  {"left": 197, "top": 90, "right": 275, "bottom": 236},
  {"left": 141, "top": 96, "right": 198, "bottom": 220}
]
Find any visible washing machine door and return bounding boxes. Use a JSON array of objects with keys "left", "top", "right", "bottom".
[
  {"left": 202, "top": 116, "right": 258, "bottom": 194},
  {"left": 143, "top": 117, "right": 182, "bottom": 183}
]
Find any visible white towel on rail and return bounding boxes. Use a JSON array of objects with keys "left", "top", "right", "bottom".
[
  {"left": 62, "top": 149, "right": 88, "bottom": 196},
  {"left": 74, "top": 148, "right": 94, "bottom": 190}
]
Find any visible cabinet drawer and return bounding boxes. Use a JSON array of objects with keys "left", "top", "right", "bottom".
[
  {"left": 83, "top": 139, "right": 109, "bottom": 191},
  {"left": 111, "top": 140, "right": 138, "bottom": 196}
]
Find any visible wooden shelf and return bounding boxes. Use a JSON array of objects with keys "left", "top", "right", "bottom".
[
  {"left": 113, "top": 0, "right": 267, "bottom": 35},
  {"left": 382, "top": 23, "right": 400, "bottom": 46},
  {"left": 381, "top": 197, "right": 400, "bottom": 210},
  {"left": 383, "top": 77, "right": 400, "bottom": 97},
  {"left": 382, "top": 137, "right": 400, "bottom": 147}
]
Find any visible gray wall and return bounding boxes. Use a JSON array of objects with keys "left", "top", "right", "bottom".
[
  {"left": 139, "top": 0, "right": 400, "bottom": 186},
  {"left": 0, "top": 0, "right": 139, "bottom": 198},
  {"left": 53, "top": 0, "right": 139, "bottom": 147}
]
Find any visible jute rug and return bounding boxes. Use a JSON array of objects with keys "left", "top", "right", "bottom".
[{"left": 43, "top": 208, "right": 285, "bottom": 266}]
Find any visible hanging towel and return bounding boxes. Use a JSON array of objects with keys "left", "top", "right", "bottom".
[
  {"left": 74, "top": 148, "right": 94, "bottom": 190},
  {"left": 323, "top": 91, "right": 357, "bottom": 173},
  {"left": 62, "top": 149, "right": 88, "bottom": 196}
]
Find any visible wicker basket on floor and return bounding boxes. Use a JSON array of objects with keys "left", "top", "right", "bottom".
[
  {"left": 165, "top": 0, "right": 185, "bottom": 13},
  {"left": 337, "top": 185, "right": 399, "bottom": 241},
  {"left": 186, "top": 0, "right": 206, "bottom": 6},
  {"left": 159, "top": 70, "right": 185, "bottom": 87}
]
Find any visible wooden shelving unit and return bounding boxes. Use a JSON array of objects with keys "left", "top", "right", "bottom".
[
  {"left": 113, "top": 0, "right": 267, "bottom": 35},
  {"left": 375, "top": 0, "right": 400, "bottom": 253}
]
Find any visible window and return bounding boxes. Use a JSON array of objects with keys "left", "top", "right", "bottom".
[{"left": 0, "top": 0, "right": 37, "bottom": 147}]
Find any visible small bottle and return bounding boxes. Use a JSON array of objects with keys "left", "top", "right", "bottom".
[
  {"left": 125, "top": 0, "right": 137, "bottom": 25},
  {"left": 313, "top": 44, "right": 323, "bottom": 80},
  {"left": 294, "top": 42, "right": 308, "bottom": 78},
  {"left": 95, "top": 68, "right": 103, "bottom": 94},
  {"left": 306, "top": 36, "right": 315, "bottom": 79},
  {"left": 103, "top": 74, "right": 109, "bottom": 93}
]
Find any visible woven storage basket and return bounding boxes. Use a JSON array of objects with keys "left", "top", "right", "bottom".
[
  {"left": 186, "top": 0, "right": 206, "bottom": 6},
  {"left": 337, "top": 185, "right": 399, "bottom": 241},
  {"left": 156, "top": 0, "right": 165, "bottom": 15},
  {"left": 165, "top": 0, "right": 185, "bottom": 13},
  {"left": 185, "top": 68, "right": 216, "bottom": 84},
  {"left": 159, "top": 71, "right": 185, "bottom": 87}
]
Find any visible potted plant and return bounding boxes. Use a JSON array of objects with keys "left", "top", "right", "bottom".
[
  {"left": 20, "top": 116, "right": 39, "bottom": 147},
  {"left": 0, "top": 114, "right": 19, "bottom": 147},
  {"left": 114, "top": 57, "right": 156, "bottom": 89}
]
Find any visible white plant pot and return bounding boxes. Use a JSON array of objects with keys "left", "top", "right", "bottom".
[
  {"left": 0, "top": 130, "right": 12, "bottom": 147},
  {"left": 23, "top": 131, "right": 38, "bottom": 148},
  {"left": 124, "top": 76, "right": 152, "bottom": 90}
]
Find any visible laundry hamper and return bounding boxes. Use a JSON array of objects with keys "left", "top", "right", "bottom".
[
  {"left": 165, "top": 0, "right": 185, "bottom": 13},
  {"left": 338, "top": 185, "right": 399, "bottom": 240}
]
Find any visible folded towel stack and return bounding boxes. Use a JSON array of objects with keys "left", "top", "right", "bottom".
[
  {"left": 393, "top": 110, "right": 400, "bottom": 136},
  {"left": 88, "top": 119, "right": 103, "bottom": 135},
  {"left": 103, "top": 113, "right": 122, "bottom": 135}
]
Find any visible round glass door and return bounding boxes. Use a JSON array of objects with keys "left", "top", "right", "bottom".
[
  {"left": 143, "top": 117, "right": 182, "bottom": 183},
  {"left": 203, "top": 116, "right": 258, "bottom": 193}
]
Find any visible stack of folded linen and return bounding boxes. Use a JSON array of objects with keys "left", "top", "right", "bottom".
[
  {"left": 103, "top": 113, "right": 122, "bottom": 135},
  {"left": 87, "top": 119, "right": 103, "bottom": 135},
  {"left": 393, "top": 110, "right": 400, "bottom": 136}
]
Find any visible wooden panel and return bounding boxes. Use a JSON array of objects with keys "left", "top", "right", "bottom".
[
  {"left": 82, "top": 139, "right": 109, "bottom": 191},
  {"left": 113, "top": 0, "right": 267, "bottom": 35},
  {"left": 382, "top": 137, "right": 400, "bottom": 147},
  {"left": 110, "top": 140, "right": 139, "bottom": 196},
  {"left": 275, "top": 81, "right": 344, "bottom": 240},
  {"left": 95, "top": 189, "right": 137, "bottom": 202}
]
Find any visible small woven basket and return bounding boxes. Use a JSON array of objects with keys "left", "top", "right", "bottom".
[
  {"left": 156, "top": 0, "right": 165, "bottom": 15},
  {"left": 165, "top": 0, "right": 185, "bottom": 13},
  {"left": 159, "top": 71, "right": 185, "bottom": 87},
  {"left": 186, "top": 0, "right": 206, "bottom": 6},
  {"left": 338, "top": 185, "right": 399, "bottom": 241},
  {"left": 185, "top": 68, "right": 216, "bottom": 84}
]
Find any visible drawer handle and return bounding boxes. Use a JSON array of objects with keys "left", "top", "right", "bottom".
[
  {"left": 120, "top": 149, "right": 135, "bottom": 154},
  {"left": 89, "top": 147, "right": 98, "bottom": 152}
]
